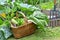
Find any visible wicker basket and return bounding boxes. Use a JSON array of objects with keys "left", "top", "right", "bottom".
[{"left": 10, "top": 12, "right": 36, "bottom": 38}]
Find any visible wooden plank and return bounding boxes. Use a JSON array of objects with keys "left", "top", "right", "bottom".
[{"left": 50, "top": 18, "right": 60, "bottom": 21}]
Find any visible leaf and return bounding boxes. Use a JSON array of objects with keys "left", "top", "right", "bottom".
[
  {"left": 0, "top": 30, "right": 6, "bottom": 40},
  {"left": 0, "top": 18, "right": 3, "bottom": 25},
  {"left": 17, "top": 3, "right": 40, "bottom": 11},
  {"left": 0, "top": 0, "right": 6, "bottom": 5},
  {"left": 5, "top": 6, "right": 11, "bottom": 14},
  {"left": 32, "top": 11, "right": 49, "bottom": 22},
  {"left": 11, "top": 6, "right": 17, "bottom": 12},
  {"left": 0, "top": 5, "right": 5, "bottom": 14},
  {"left": 4, "top": 20, "right": 10, "bottom": 27},
  {"left": 0, "top": 24, "right": 12, "bottom": 39},
  {"left": 0, "top": 5, "right": 11, "bottom": 14},
  {"left": 29, "top": 11, "right": 49, "bottom": 29}
]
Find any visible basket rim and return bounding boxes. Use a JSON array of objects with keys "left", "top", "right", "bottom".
[{"left": 11, "top": 21, "right": 34, "bottom": 28}]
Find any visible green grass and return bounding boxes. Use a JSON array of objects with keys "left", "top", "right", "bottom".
[{"left": 8, "top": 27, "right": 60, "bottom": 40}]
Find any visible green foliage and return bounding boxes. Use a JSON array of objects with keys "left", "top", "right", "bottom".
[
  {"left": 0, "top": 0, "right": 54, "bottom": 14},
  {"left": 40, "top": 2, "right": 54, "bottom": 10},
  {"left": 0, "top": 18, "right": 3, "bottom": 25},
  {"left": 15, "top": 0, "right": 54, "bottom": 10},
  {"left": 6, "top": 14, "right": 11, "bottom": 20},
  {"left": 0, "top": 5, "right": 6, "bottom": 14},
  {"left": 29, "top": 11, "right": 49, "bottom": 29},
  {"left": 16, "top": 18, "right": 24, "bottom": 26},
  {"left": 0, "top": 0, "right": 6, "bottom": 5},
  {"left": 0, "top": 0, "right": 40, "bottom": 16},
  {"left": 16, "top": 3, "right": 40, "bottom": 16},
  {"left": 11, "top": 18, "right": 24, "bottom": 26},
  {"left": 0, "top": 24, "right": 12, "bottom": 39},
  {"left": 4, "top": 20, "right": 10, "bottom": 27},
  {"left": 11, "top": 12, "right": 15, "bottom": 18},
  {"left": 0, "top": 30, "right": 6, "bottom": 40},
  {"left": 17, "top": 0, "right": 50, "bottom": 6},
  {"left": 17, "top": 3, "right": 40, "bottom": 11}
]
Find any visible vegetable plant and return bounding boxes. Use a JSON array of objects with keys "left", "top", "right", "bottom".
[{"left": 29, "top": 11, "right": 49, "bottom": 30}]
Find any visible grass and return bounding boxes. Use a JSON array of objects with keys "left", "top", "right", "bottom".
[{"left": 8, "top": 27, "right": 60, "bottom": 40}]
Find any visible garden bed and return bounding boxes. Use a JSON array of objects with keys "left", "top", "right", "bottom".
[{"left": 0, "top": 0, "right": 60, "bottom": 40}]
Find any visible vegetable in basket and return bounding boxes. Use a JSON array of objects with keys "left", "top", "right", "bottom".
[{"left": 11, "top": 18, "right": 25, "bottom": 27}]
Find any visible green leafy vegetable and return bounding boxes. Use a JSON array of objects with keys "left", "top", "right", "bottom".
[
  {"left": 17, "top": 3, "right": 40, "bottom": 11},
  {"left": 0, "top": 30, "right": 6, "bottom": 40},
  {"left": 29, "top": 11, "right": 49, "bottom": 29},
  {"left": 0, "top": 18, "right": 3, "bottom": 25},
  {"left": 0, "top": 24, "right": 12, "bottom": 39},
  {"left": 11, "top": 12, "right": 15, "bottom": 18},
  {"left": 11, "top": 18, "right": 24, "bottom": 26},
  {"left": 4, "top": 20, "right": 10, "bottom": 27},
  {"left": 16, "top": 18, "right": 24, "bottom": 26}
]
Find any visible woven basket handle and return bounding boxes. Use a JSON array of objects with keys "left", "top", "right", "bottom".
[{"left": 16, "top": 11, "right": 28, "bottom": 23}]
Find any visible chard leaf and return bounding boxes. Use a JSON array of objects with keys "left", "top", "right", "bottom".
[
  {"left": 29, "top": 11, "right": 49, "bottom": 29},
  {"left": 0, "top": 24, "right": 12, "bottom": 39}
]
